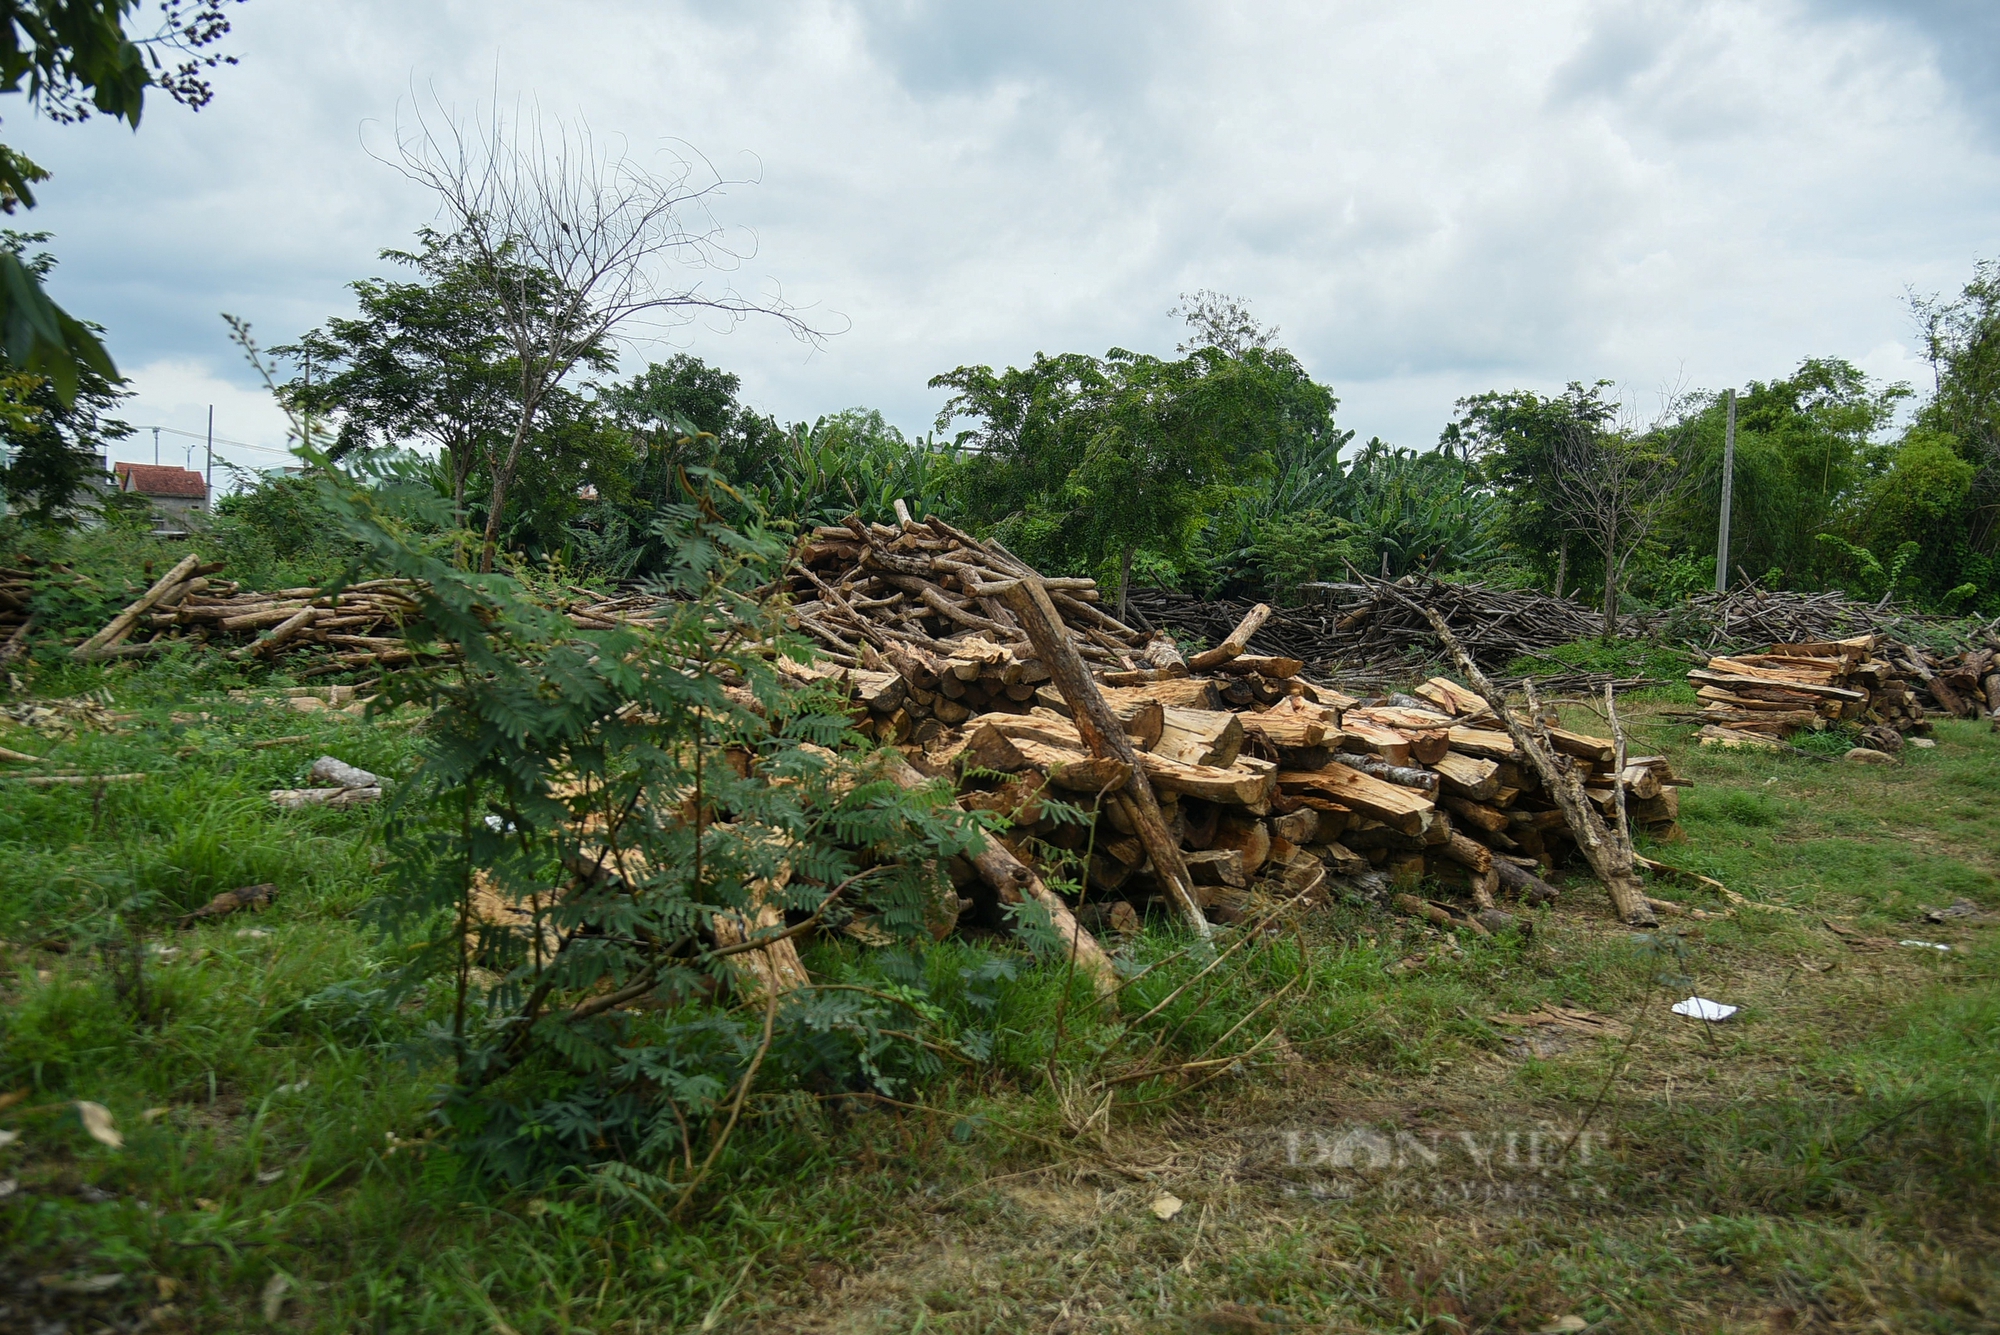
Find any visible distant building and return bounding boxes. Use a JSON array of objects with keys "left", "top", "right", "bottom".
[{"left": 113, "top": 463, "right": 208, "bottom": 528}]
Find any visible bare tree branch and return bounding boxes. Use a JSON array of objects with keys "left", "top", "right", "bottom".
[{"left": 386, "top": 96, "right": 829, "bottom": 569}]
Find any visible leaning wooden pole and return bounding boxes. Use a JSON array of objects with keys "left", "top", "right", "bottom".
[
  {"left": 1375, "top": 580, "right": 1656, "bottom": 926},
  {"left": 989, "top": 573, "right": 1214, "bottom": 941}
]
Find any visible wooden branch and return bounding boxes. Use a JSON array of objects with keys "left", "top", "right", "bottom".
[
  {"left": 1378, "top": 584, "right": 1655, "bottom": 926},
  {"left": 1188, "top": 603, "right": 1271, "bottom": 670},
  {"left": 72, "top": 552, "right": 201, "bottom": 658},
  {"left": 994, "top": 574, "right": 1213, "bottom": 941}
]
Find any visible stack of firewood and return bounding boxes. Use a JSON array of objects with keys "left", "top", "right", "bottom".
[
  {"left": 778, "top": 517, "right": 1248, "bottom": 743},
  {"left": 1685, "top": 634, "right": 1998, "bottom": 744},
  {"left": 900, "top": 667, "right": 1687, "bottom": 932},
  {"left": 789, "top": 518, "right": 1688, "bottom": 942},
  {"left": 61, "top": 553, "right": 702, "bottom": 675}
]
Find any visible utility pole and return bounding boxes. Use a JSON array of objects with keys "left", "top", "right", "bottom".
[
  {"left": 152, "top": 426, "right": 160, "bottom": 466},
  {"left": 205, "top": 405, "right": 215, "bottom": 512},
  {"left": 1715, "top": 388, "right": 1736, "bottom": 593}
]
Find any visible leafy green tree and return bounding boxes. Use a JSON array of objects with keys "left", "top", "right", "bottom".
[
  {"left": 279, "top": 230, "right": 520, "bottom": 510},
  {"left": 1447, "top": 381, "right": 1617, "bottom": 596},
  {"left": 601, "top": 353, "right": 784, "bottom": 501},
  {"left": 1662, "top": 358, "right": 1906, "bottom": 590},
  {"left": 310, "top": 453, "right": 986, "bottom": 1183},
  {"left": 0, "top": 233, "right": 126, "bottom": 523},
  {"left": 278, "top": 229, "right": 616, "bottom": 561},
  {"left": 1911, "top": 260, "right": 2000, "bottom": 557},
  {"left": 934, "top": 335, "right": 1331, "bottom": 613},
  {"left": 0, "top": 1, "right": 239, "bottom": 402},
  {"left": 1339, "top": 438, "right": 1499, "bottom": 580}
]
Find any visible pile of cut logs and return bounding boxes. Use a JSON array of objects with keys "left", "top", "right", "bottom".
[
  {"left": 788, "top": 517, "right": 1688, "bottom": 946},
  {"left": 61, "top": 553, "right": 692, "bottom": 675},
  {"left": 1687, "top": 634, "right": 1999, "bottom": 746}
]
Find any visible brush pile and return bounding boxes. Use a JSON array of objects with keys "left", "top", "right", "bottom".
[
  {"left": 1686, "top": 634, "right": 1999, "bottom": 746},
  {"left": 60, "top": 552, "right": 695, "bottom": 675},
  {"left": 792, "top": 519, "right": 1687, "bottom": 943},
  {"left": 1127, "top": 581, "right": 1613, "bottom": 680}
]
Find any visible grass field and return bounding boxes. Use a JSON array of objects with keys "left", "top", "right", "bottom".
[{"left": 2, "top": 651, "right": 1995, "bottom": 1333}]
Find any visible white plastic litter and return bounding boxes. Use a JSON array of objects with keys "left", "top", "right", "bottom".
[
  {"left": 1671, "top": 997, "right": 1738, "bottom": 1022},
  {"left": 1898, "top": 940, "right": 1951, "bottom": 952}
]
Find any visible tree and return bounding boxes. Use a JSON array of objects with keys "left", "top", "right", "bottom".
[
  {"left": 0, "top": 0, "right": 238, "bottom": 402},
  {"left": 278, "top": 229, "right": 524, "bottom": 510},
  {"left": 1547, "top": 402, "right": 1702, "bottom": 639},
  {"left": 0, "top": 231, "right": 127, "bottom": 523},
  {"left": 600, "top": 353, "right": 785, "bottom": 503},
  {"left": 1655, "top": 359, "right": 1905, "bottom": 592},
  {"left": 1447, "top": 381, "right": 1618, "bottom": 597},
  {"left": 391, "top": 104, "right": 820, "bottom": 571},
  {"left": 1911, "top": 260, "right": 2000, "bottom": 555},
  {"left": 935, "top": 297, "right": 1335, "bottom": 612},
  {"left": 935, "top": 346, "right": 1296, "bottom": 616}
]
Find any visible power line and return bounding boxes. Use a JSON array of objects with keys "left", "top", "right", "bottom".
[{"left": 128, "top": 423, "right": 292, "bottom": 456}]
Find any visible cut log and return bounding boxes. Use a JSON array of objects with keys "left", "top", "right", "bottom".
[
  {"left": 1438, "top": 830, "right": 1493, "bottom": 874},
  {"left": 308, "top": 756, "right": 381, "bottom": 789},
  {"left": 1340, "top": 719, "right": 1413, "bottom": 766},
  {"left": 955, "top": 726, "right": 1132, "bottom": 792},
  {"left": 1138, "top": 751, "right": 1276, "bottom": 807},
  {"left": 1236, "top": 709, "right": 1328, "bottom": 750},
  {"left": 1413, "top": 676, "right": 1487, "bottom": 716},
  {"left": 1493, "top": 858, "right": 1560, "bottom": 906},
  {"left": 1388, "top": 590, "right": 1654, "bottom": 926},
  {"left": 1185, "top": 848, "right": 1247, "bottom": 887},
  {"left": 1155, "top": 706, "right": 1243, "bottom": 768},
  {"left": 1269, "top": 807, "right": 1320, "bottom": 844},
  {"left": 269, "top": 785, "right": 380, "bottom": 809},
  {"left": 1277, "top": 762, "right": 1432, "bottom": 837},
  {"left": 1431, "top": 752, "right": 1500, "bottom": 801},
  {"left": 1212, "top": 655, "right": 1303, "bottom": 679},
  {"left": 1441, "top": 794, "right": 1509, "bottom": 834},
  {"left": 1209, "top": 814, "right": 1272, "bottom": 875},
  {"left": 1188, "top": 602, "right": 1271, "bottom": 670},
  {"left": 1445, "top": 727, "right": 1520, "bottom": 761},
  {"left": 1138, "top": 632, "right": 1190, "bottom": 677},
  {"left": 996, "top": 575, "right": 1209, "bottom": 938},
  {"left": 72, "top": 552, "right": 203, "bottom": 659}
]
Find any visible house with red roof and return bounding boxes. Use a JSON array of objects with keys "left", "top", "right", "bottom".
[{"left": 113, "top": 463, "right": 208, "bottom": 528}]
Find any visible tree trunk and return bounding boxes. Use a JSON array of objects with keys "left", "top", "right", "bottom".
[
  {"left": 1553, "top": 533, "right": 1569, "bottom": 600},
  {"left": 1600, "top": 512, "right": 1618, "bottom": 641},
  {"left": 1118, "top": 544, "right": 1134, "bottom": 624},
  {"left": 480, "top": 416, "right": 534, "bottom": 573}
]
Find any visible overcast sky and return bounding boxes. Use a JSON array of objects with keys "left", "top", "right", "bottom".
[{"left": 9, "top": 0, "right": 1996, "bottom": 480}]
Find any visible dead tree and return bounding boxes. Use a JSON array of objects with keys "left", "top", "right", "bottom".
[
  {"left": 1548, "top": 403, "right": 1702, "bottom": 639},
  {"left": 391, "top": 102, "right": 823, "bottom": 570}
]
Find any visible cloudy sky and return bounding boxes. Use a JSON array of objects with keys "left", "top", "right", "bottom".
[{"left": 9, "top": 0, "right": 1996, "bottom": 480}]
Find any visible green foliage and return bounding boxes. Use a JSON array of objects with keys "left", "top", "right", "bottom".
[
  {"left": 1912, "top": 258, "right": 2000, "bottom": 555},
  {"left": 0, "top": 237, "right": 128, "bottom": 523},
  {"left": 1500, "top": 636, "right": 1698, "bottom": 689},
  {"left": 276, "top": 229, "right": 618, "bottom": 569},
  {"left": 755, "top": 408, "right": 960, "bottom": 531},
  {"left": 0, "top": 0, "right": 239, "bottom": 402},
  {"left": 934, "top": 336, "right": 1335, "bottom": 602},
  {"left": 1450, "top": 380, "right": 1616, "bottom": 590},
  {"left": 1659, "top": 359, "right": 1908, "bottom": 593},
  {"left": 311, "top": 454, "right": 988, "bottom": 1181},
  {"left": 1337, "top": 438, "right": 1498, "bottom": 578}
]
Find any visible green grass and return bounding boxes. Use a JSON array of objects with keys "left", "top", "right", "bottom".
[{"left": 2, "top": 661, "right": 1997, "bottom": 1332}]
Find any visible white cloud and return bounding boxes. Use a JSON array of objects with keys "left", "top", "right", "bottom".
[
  {"left": 111, "top": 359, "right": 295, "bottom": 483},
  {"left": 5, "top": 0, "right": 1993, "bottom": 457}
]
